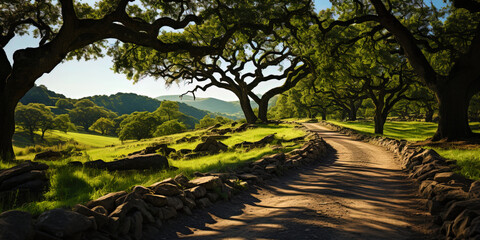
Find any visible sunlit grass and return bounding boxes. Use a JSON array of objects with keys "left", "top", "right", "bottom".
[
  {"left": 430, "top": 148, "right": 480, "bottom": 181},
  {"left": 3, "top": 123, "right": 305, "bottom": 215}
]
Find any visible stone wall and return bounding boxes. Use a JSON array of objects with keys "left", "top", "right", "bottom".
[
  {"left": 319, "top": 121, "right": 480, "bottom": 239},
  {"left": 0, "top": 133, "right": 332, "bottom": 240}
]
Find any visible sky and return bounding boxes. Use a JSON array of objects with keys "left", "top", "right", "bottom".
[{"left": 4, "top": 0, "right": 445, "bottom": 101}]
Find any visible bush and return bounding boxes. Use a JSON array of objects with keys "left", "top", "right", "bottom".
[{"left": 154, "top": 120, "right": 187, "bottom": 136}]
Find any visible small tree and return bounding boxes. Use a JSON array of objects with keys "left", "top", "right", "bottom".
[
  {"left": 53, "top": 114, "right": 75, "bottom": 133},
  {"left": 118, "top": 112, "right": 160, "bottom": 141},
  {"left": 195, "top": 115, "right": 217, "bottom": 129},
  {"left": 15, "top": 103, "right": 55, "bottom": 142},
  {"left": 89, "top": 117, "right": 115, "bottom": 135},
  {"left": 155, "top": 101, "right": 181, "bottom": 121},
  {"left": 154, "top": 120, "right": 187, "bottom": 136}
]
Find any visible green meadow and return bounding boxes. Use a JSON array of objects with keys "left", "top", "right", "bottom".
[{"left": 3, "top": 123, "right": 305, "bottom": 214}]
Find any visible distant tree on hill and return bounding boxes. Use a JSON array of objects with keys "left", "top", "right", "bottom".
[
  {"left": 15, "top": 103, "right": 55, "bottom": 142},
  {"left": 118, "top": 112, "right": 160, "bottom": 141},
  {"left": 74, "top": 99, "right": 96, "bottom": 108},
  {"left": 53, "top": 114, "right": 75, "bottom": 133},
  {"left": 155, "top": 101, "right": 181, "bottom": 121},
  {"left": 69, "top": 100, "right": 117, "bottom": 131},
  {"left": 195, "top": 115, "right": 217, "bottom": 129},
  {"left": 55, "top": 99, "right": 74, "bottom": 110},
  {"left": 154, "top": 120, "right": 187, "bottom": 136},
  {"left": 89, "top": 118, "right": 115, "bottom": 135}
]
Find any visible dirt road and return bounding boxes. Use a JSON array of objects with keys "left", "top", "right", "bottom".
[{"left": 150, "top": 123, "right": 434, "bottom": 240}]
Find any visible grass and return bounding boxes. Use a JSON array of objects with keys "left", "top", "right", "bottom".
[
  {"left": 326, "top": 120, "right": 480, "bottom": 180},
  {"left": 2, "top": 123, "right": 305, "bottom": 215},
  {"left": 433, "top": 148, "right": 480, "bottom": 180}
]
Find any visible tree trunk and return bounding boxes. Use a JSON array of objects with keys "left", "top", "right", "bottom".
[
  {"left": 348, "top": 109, "right": 357, "bottom": 121},
  {"left": 238, "top": 92, "right": 257, "bottom": 124},
  {"left": 433, "top": 85, "right": 473, "bottom": 140},
  {"left": 257, "top": 100, "right": 269, "bottom": 123},
  {"left": 0, "top": 98, "right": 17, "bottom": 161},
  {"left": 425, "top": 108, "right": 434, "bottom": 122},
  {"left": 374, "top": 111, "right": 387, "bottom": 134},
  {"left": 321, "top": 109, "right": 327, "bottom": 120}
]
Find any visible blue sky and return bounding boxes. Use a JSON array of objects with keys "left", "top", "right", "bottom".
[{"left": 4, "top": 0, "right": 445, "bottom": 101}]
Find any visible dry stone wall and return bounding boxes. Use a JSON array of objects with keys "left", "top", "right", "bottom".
[
  {"left": 320, "top": 121, "right": 480, "bottom": 239},
  {"left": 0, "top": 133, "right": 332, "bottom": 240}
]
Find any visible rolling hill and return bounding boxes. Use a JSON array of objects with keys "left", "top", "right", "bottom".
[
  {"left": 156, "top": 95, "right": 278, "bottom": 119},
  {"left": 20, "top": 86, "right": 211, "bottom": 120}
]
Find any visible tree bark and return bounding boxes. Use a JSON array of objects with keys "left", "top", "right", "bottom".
[
  {"left": 0, "top": 99, "right": 16, "bottom": 162},
  {"left": 374, "top": 112, "right": 387, "bottom": 134},
  {"left": 425, "top": 108, "right": 434, "bottom": 122},
  {"left": 257, "top": 99, "right": 269, "bottom": 123},
  {"left": 433, "top": 83, "right": 473, "bottom": 140},
  {"left": 238, "top": 92, "right": 257, "bottom": 124},
  {"left": 321, "top": 109, "right": 327, "bottom": 120}
]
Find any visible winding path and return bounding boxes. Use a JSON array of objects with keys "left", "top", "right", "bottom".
[{"left": 149, "top": 123, "right": 434, "bottom": 240}]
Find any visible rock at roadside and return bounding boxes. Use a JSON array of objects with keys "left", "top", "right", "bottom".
[
  {"left": 86, "top": 191, "right": 127, "bottom": 213},
  {"left": 0, "top": 211, "right": 35, "bottom": 240},
  {"left": 36, "top": 208, "right": 93, "bottom": 238},
  {"left": 189, "top": 176, "right": 222, "bottom": 190}
]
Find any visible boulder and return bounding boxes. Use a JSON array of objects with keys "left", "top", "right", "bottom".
[
  {"left": 238, "top": 173, "right": 261, "bottom": 183},
  {"left": 132, "top": 185, "right": 152, "bottom": 196},
  {"left": 106, "top": 154, "right": 169, "bottom": 171},
  {"left": 166, "top": 197, "right": 184, "bottom": 210},
  {"left": 84, "top": 160, "right": 107, "bottom": 169},
  {"left": 160, "top": 206, "right": 177, "bottom": 220},
  {"left": 153, "top": 183, "right": 183, "bottom": 196},
  {"left": 174, "top": 174, "right": 195, "bottom": 188},
  {"left": 67, "top": 161, "right": 83, "bottom": 167},
  {"left": 73, "top": 204, "right": 109, "bottom": 228},
  {"left": 36, "top": 208, "right": 93, "bottom": 238},
  {"left": 91, "top": 206, "right": 108, "bottom": 215},
  {"left": 443, "top": 199, "right": 480, "bottom": 221},
  {"left": 196, "top": 197, "right": 213, "bottom": 208},
  {"left": 109, "top": 199, "right": 154, "bottom": 223},
  {"left": 434, "top": 172, "right": 466, "bottom": 184},
  {"left": 194, "top": 137, "right": 228, "bottom": 153},
  {"left": 0, "top": 161, "right": 48, "bottom": 183},
  {"left": 143, "top": 194, "right": 168, "bottom": 207},
  {"left": 470, "top": 181, "right": 480, "bottom": 199},
  {"left": 34, "top": 150, "right": 62, "bottom": 160},
  {"left": 131, "top": 211, "right": 143, "bottom": 240},
  {"left": 189, "top": 176, "right": 222, "bottom": 190},
  {"left": 0, "top": 170, "right": 46, "bottom": 191},
  {"left": 86, "top": 191, "right": 127, "bottom": 213},
  {"left": 178, "top": 149, "right": 192, "bottom": 155},
  {"left": 84, "top": 154, "right": 169, "bottom": 171},
  {"left": 0, "top": 211, "right": 34, "bottom": 240},
  {"left": 185, "top": 186, "right": 207, "bottom": 199}
]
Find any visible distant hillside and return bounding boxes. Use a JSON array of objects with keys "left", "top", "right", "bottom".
[
  {"left": 20, "top": 85, "right": 66, "bottom": 106},
  {"left": 19, "top": 86, "right": 211, "bottom": 121},
  {"left": 157, "top": 94, "right": 279, "bottom": 119}
]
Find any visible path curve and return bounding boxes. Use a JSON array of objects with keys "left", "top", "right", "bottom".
[{"left": 149, "top": 123, "right": 434, "bottom": 240}]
